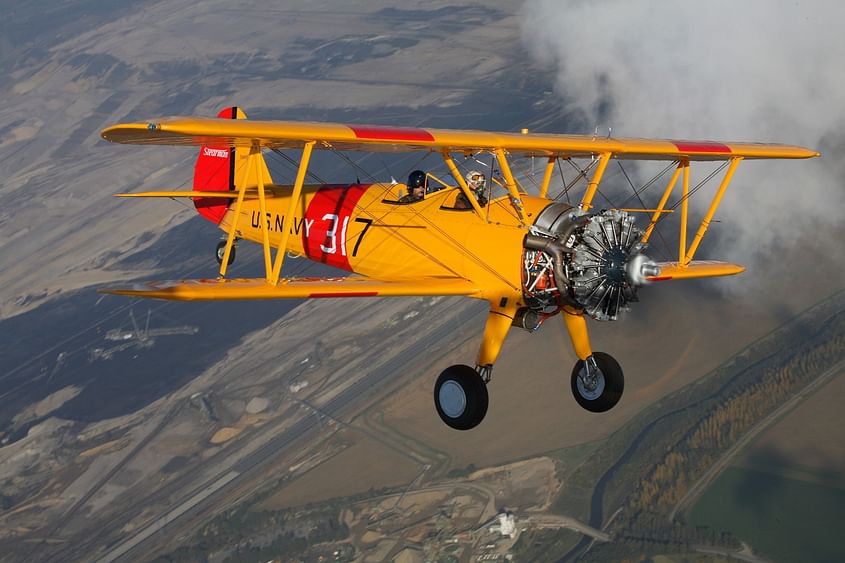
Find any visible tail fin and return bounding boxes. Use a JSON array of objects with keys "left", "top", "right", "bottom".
[{"left": 193, "top": 107, "right": 273, "bottom": 224}]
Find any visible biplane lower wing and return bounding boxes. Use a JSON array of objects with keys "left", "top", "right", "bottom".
[
  {"left": 648, "top": 260, "right": 745, "bottom": 281},
  {"left": 99, "top": 276, "right": 481, "bottom": 301}
]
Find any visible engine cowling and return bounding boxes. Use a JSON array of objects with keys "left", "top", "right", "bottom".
[{"left": 522, "top": 203, "right": 659, "bottom": 321}]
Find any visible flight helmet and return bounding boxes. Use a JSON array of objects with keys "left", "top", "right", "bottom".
[
  {"left": 408, "top": 170, "right": 427, "bottom": 192},
  {"left": 466, "top": 170, "right": 485, "bottom": 190}
]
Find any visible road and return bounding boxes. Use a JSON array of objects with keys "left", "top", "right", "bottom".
[
  {"left": 96, "top": 470, "right": 241, "bottom": 563},
  {"left": 695, "top": 544, "right": 772, "bottom": 563},
  {"left": 526, "top": 514, "right": 611, "bottom": 542}
]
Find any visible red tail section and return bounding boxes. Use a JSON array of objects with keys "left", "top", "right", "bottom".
[{"left": 193, "top": 107, "right": 239, "bottom": 224}]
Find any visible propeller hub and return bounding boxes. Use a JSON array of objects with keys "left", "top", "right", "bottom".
[{"left": 603, "top": 247, "right": 628, "bottom": 284}]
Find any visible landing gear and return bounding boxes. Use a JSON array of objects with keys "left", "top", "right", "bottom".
[
  {"left": 434, "top": 365, "right": 489, "bottom": 430},
  {"left": 215, "top": 240, "right": 236, "bottom": 266},
  {"left": 570, "top": 352, "right": 624, "bottom": 413}
]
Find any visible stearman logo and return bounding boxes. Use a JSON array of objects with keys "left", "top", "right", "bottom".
[{"left": 202, "top": 147, "right": 229, "bottom": 158}]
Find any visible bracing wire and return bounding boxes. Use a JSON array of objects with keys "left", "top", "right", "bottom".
[
  {"left": 556, "top": 158, "right": 571, "bottom": 205},
  {"left": 615, "top": 160, "right": 673, "bottom": 261},
  {"left": 554, "top": 159, "right": 599, "bottom": 204},
  {"left": 617, "top": 161, "right": 677, "bottom": 208},
  {"left": 654, "top": 161, "right": 730, "bottom": 230}
]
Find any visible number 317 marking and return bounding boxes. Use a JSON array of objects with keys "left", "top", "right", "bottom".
[{"left": 319, "top": 215, "right": 372, "bottom": 257}]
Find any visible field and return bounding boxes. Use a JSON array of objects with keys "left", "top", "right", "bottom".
[
  {"left": 381, "top": 284, "right": 785, "bottom": 471},
  {"left": 687, "top": 369, "right": 845, "bottom": 562},
  {"left": 735, "top": 371, "right": 845, "bottom": 486},
  {"left": 257, "top": 429, "right": 420, "bottom": 511},
  {"left": 689, "top": 466, "right": 845, "bottom": 563}
]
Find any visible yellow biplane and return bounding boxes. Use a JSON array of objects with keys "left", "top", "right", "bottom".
[{"left": 100, "top": 107, "right": 818, "bottom": 430}]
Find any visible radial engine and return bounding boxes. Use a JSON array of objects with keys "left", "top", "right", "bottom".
[{"left": 520, "top": 203, "right": 660, "bottom": 323}]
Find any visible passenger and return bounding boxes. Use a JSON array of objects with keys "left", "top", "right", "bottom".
[
  {"left": 399, "top": 170, "right": 427, "bottom": 203},
  {"left": 455, "top": 170, "right": 488, "bottom": 209}
]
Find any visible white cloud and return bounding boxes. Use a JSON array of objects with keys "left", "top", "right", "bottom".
[{"left": 521, "top": 0, "right": 845, "bottom": 294}]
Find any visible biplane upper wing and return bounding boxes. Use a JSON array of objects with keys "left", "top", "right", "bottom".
[
  {"left": 102, "top": 118, "right": 819, "bottom": 160},
  {"left": 99, "top": 276, "right": 482, "bottom": 301}
]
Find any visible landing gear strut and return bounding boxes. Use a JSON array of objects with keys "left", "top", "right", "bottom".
[
  {"left": 570, "top": 352, "right": 624, "bottom": 412},
  {"left": 434, "top": 365, "right": 489, "bottom": 430},
  {"left": 215, "top": 239, "right": 237, "bottom": 266}
]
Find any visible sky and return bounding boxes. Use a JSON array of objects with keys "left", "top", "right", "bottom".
[{"left": 521, "top": 1, "right": 845, "bottom": 295}]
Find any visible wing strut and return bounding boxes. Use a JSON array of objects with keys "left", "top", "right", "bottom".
[
  {"left": 679, "top": 160, "right": 690, "bottom": 264},
  {"left": 538, "top": 156, "right": 556, "bottom": 198},
  {"left": 494, "top": 148, "right": 526, "bottom": 224},
  {"left": 684, "top": 157, "right": 742, "bottom": 264},
  {"left": 270, "top": 141, "right": 315, "bottom": 283},
  {"left": 218, "top": 141, "right": 315, "bottom": 283},
  {"left": 639, "top": 156, "right": 743, "bottom": 266},
  {"left": 441, "top": 151, "right": 487, "bottom": 221},
  {"left": 641, "top": 162, "right": 683, "bottom": 244},
  {"left": 218, "top": 157, "right": 251, "bottom": 277},
  {"left": 579, "top": 152, "right": 612, "bottom": 211},
  {"left": 255, "top": 144, "right": 274, "bottom": 278}
]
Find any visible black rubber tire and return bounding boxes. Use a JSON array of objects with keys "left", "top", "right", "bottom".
[
  {"left": 434, "top": 365, "right": 489, "bottom": 430},
  {"left": 215, "top": 241, "right": 235, "bottom": 266},
  {"left": 570, "top": 352, "right": 624, "bottom": 413}
]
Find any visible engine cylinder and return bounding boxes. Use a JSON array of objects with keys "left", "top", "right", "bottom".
[{"left": 521, "top": 204, "right": 659, "bottom": 321}]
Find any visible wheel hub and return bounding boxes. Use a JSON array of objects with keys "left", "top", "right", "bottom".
[
  {"left": 576, "top": 358, "right": 606, "bottom": 400},
  {"left": 438, "top": 380, "right": 467, "bottom": 418}
]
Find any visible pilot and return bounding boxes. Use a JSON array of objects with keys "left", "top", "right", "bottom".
[
  {"left": 455, "top": 170, "right": 488, "bottom": 209},
  {"left": 399, "top": 170, "right": 427, "bottom": 203}
]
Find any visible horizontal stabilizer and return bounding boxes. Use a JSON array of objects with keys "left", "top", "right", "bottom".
[
  {"left": 648, "top": 260, "right": 745, "bottom": 281},
  {"left": 99, "top": 276, "right": 481, "bottom": 301}
]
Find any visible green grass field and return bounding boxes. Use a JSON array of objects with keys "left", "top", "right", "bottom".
[{"left": 689, "top": 466, "right": 845, "bottom": 563}]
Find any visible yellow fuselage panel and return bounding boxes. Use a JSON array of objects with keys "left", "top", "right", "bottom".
[{"left": 219, "top": 184, "right": 551, "bottom": 301}]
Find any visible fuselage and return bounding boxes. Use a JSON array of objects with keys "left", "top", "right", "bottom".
[{"left": 218, "top": 183, "right": 552, "bottom": 303}]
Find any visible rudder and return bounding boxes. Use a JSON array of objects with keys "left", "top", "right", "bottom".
[{"left": 193, "top": 107, "right": 273, "bottom": 224}]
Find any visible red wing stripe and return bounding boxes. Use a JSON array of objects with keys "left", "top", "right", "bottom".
[
  {"left": 672, "top": 141, "right": 732, "bottom": 153},
  {"left": 309, "top": 291, "right": 379, "bottom": 298},
  {"left": 350, "top": 125, "right": 435, "bottom": 142},
  {"left": 647, "top": 276, "right": 673, "bottom": 281}
]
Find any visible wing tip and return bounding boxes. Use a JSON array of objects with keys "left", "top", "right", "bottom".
[
  {"left": 97, "top": 287, "right": 137, "bottom": 296},
  {"left": 100, "top": 122, "right": 160, "bottom": 144}
]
